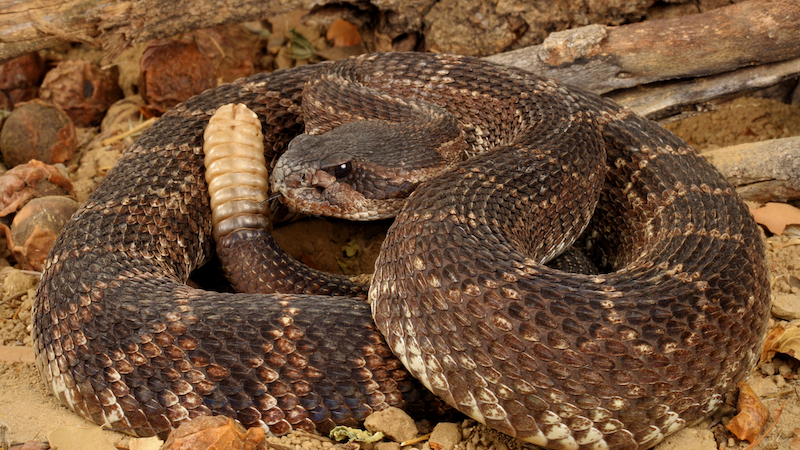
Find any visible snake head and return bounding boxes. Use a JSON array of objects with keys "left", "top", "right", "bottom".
[{"left": 271, "top": 120, "right": 453, "bottom": 220}]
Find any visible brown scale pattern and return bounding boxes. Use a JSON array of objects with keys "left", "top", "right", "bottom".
[
  {"left": 33, "top": 64, "right": 442, "bottom": 438},
  {"left": 356, "top": 57, "right": 769, "bottom": 450},
  {"left": 34, "top": 53, "right": 769, "bottom": 450}
]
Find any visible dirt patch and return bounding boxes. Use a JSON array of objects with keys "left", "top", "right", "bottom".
[
  {"left": 664, "top": 96, "right": 800, "bottom": 151},
  {"left": 1, "top": 92, "right": 799, "bottom": 450},
  {"left": 272, "top": 217, "right": 390, "bottom": 277}
]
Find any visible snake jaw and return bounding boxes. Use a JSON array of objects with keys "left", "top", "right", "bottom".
[{"left": 271, "top": 158, "right": 403, "bottom": 220}]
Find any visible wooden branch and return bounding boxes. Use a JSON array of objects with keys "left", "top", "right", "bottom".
[
  {"left": 0, "top": 0, "right": 304, "bottom": 62},
  {"left": 4, "top": 0, "right": 800, "bottom": 92},
  {"left": 2, "top": 0, "right": 798, "bottom": 130},
  {"left": 95, "top": 0, "right": 305, "bottom": 61},
  {"left": 702, "top": 136, "right": 800, "bottom": 203},
  {"left": 485, "top": 0, "right": 800, "bottom": 94},
  {"left": 609, "top": 57, "right": 800, "bottom": 120},
  {"left": 0, "top": 0, "right": 103, "bottom": 61}
]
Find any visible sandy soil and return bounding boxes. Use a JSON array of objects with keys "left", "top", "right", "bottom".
[{"left": 1, "top": 94, "right": 799, "bottom": 450}]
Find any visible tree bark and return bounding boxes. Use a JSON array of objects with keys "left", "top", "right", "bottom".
[
  {"left": 0, "top": 0, "right": 304, "bottom": 62},
  {"left": 3, "top": 0, "right": 799, "bottom": 127},
  {"left": 485, "top": 0, "right": 800, "bottom": 94},
  {"left": 3, "top": 0, "right": 799, "bottom": 93},
  {"left": 0, "top": 0, "right": 103, "bottom": 60}
]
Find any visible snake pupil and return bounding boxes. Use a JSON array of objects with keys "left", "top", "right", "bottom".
[{"left": 334, "top": 162, "right": 352, "bottom": 179}]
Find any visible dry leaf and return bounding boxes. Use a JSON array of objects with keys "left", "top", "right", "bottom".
[
  {"left": 326, "top": 19, "right": 361, "bottom": 47},
  {"left": 161, "top": 416, "right": 265, "bottom": 450},
  {"left": 726, "top": 382, "right": 769, "bottom": 442},
  {"left": 761, "top": 322, "right": 800, "bottom": 364},
  {"left": 751, "top": 202, "right": 800, "bottom": 235}
]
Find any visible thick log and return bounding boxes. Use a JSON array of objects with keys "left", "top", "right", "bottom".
[
  {"left": 485, "top": 0, "right": 800, "bottom": 94},
  {"left": 702, "top": 136, "right": 800, "bottom": 203}
]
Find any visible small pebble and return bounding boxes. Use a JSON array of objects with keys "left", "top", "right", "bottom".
[
  {"left": 772, "top": 293, "right": 800, "bottom": 320},
  {"left": 429, "top": 423, "right": 461, "bottom": 450},
  {"left": 779, "top": 363, "right": 792, "bottom": 376},
  {"left": 471, "top": 432, "right": 480, "bottom": 445},
  {"left": 748, "top": 375, "right": 781, "bottom": 397},
  {"left": 774, "top": 374, "right": 787, "bottom": 387},
  {"left": 760, "top": 362, "right": 776, "bottom": 376}
]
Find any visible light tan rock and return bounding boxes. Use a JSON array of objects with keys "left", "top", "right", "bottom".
[
  {"left": 364, "top": 407, "right": 418, "bottom": 443},
  {"left": 429, "top": 423, "right": 461, "bottom": 450},
  {"left": 772, "top": 293, "right": 800, "bottom": 320}
]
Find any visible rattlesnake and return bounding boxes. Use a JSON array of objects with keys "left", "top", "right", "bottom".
[{"left": 34, "top": 52, "right": 770, "bottom": 450}]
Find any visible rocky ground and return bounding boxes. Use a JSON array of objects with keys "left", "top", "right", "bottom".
[{"left": 1, "top": 5, "right": 800, "bottom": 450}]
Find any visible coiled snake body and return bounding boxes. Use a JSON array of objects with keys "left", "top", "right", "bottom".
[{"left": 33, "top": 53, "right": 770, "bottom": 450}]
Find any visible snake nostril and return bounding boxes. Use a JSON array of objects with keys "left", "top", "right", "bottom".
[{"left": 282, "top": 171, "right": 309, "bottom": 189}]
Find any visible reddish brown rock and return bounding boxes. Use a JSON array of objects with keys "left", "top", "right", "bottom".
[
  {"left": 193, "top": 25, "right": 260, "bottom": 84},
  {"left": 39, "top": 59, "right": 123, "bottom": 127},
  {"left": 0, "top": 99, "right": 77, "bottom": 167},
  {"left": 4, "top": 195, "right": 79, "bottom": 271},
  {"left": 139, "top": 39, "right": 216, "bottom": 115},
  {"left": 0, "top": 160, "right": 74, "bottom": 218},
  {"left": 0, "top": 52, "right": 46, "bottom": 106}
]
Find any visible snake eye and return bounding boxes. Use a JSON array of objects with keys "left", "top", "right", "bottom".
[{"left": 333, "top": 162, "right": 352, "bottom": 179}]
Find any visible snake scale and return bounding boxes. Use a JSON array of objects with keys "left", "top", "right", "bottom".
[{"left": 33, "top": 52, "right": 770, "bottom": 450}]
